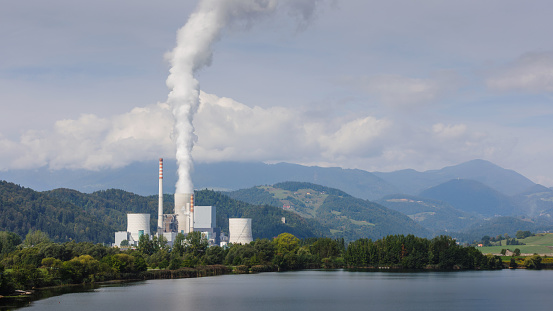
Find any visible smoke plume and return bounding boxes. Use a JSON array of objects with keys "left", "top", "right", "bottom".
[{"left": 166, "top": 0, "right": 322, "bottom": 193}]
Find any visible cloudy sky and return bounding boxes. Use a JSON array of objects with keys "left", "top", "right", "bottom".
[{"left": 1, "top": 0, "right": 553, "bottom": 186}]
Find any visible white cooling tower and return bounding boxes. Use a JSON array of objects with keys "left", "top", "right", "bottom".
[
  {"left": 127, "top": 213, "right": 150, "bottom": 243},
  {"left": 229, "top": 218, "right": 253, "bottom": 244}
]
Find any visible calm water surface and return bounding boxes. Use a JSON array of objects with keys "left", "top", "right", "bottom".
[{"left": 20, "top": 270, "right": 553, "bottom": 311}]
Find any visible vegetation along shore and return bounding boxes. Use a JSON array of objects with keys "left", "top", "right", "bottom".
[{"left": 3, "top": 229, "right": 550, "bottom": 302}]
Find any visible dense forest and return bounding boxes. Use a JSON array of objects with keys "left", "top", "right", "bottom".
[
  {"left": 0, "top": 229, "right": 512, "bottom": 296},
  {"left": 0, "top": 181, "right": 323, "bottom": 244}
]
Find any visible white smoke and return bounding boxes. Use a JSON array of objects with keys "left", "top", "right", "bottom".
[{"left": 166, "top": 0, "right": 323, "bottom": 193}]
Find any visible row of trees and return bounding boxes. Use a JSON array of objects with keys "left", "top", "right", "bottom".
[
  {"left": 1, "top": 230, "right": 513, "bottom": 295},
  {"left": 345, "top": 235, "right": 503, "bottom": 270}
]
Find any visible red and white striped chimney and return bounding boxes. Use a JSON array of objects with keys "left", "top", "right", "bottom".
[{"left": 157, "top": 158, "right": 163, "bottom": 233}]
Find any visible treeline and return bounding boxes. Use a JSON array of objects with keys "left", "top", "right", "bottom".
[
  {"left": 345, "top": 235, "right": 503, "bottom": 270},
  {"left": 0, "top": 231, "right": 147, "bottom": 294},
  {"left": 1, "top": 230, "right": 512, "bottom": 295}
]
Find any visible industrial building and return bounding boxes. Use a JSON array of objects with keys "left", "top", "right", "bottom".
[{"left": 114, "top": 158, "right": 223, "bottom": 247}]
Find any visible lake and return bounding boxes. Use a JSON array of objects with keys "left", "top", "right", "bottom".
[{"left": 13, "top": 269, "right": 553, "bottom": 310}]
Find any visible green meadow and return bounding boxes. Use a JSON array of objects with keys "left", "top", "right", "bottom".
[{"left": 479, "top": 233, "right": 553, "bottom": 255}]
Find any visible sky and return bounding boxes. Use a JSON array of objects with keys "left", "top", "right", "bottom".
[{"left": 1, "top": 0, "right": 553, "bottom": 186}]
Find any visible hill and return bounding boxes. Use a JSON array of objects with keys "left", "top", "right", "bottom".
[
  {"left": 376, "top": 194, "right": 480, "bottom": 233},
  {"left": 419, "top": 179, "right": 519, "bottom": 217},
  {"left": 453, "top": 216, "right": 553, "bottom": 243},
  {"left": 511, "top": 184, "right": 553, "bottom": 217},
  {"left": 374, "top": 159, "right": 535, "bottom": 195},
  {"left": 228, "top": 181, "right": 430, "bottom": 241},
  {"left": 0, "top": 181, "right": 115, "bottom": 243},
  {"left": 0, "top": 180, "right": 323, "bottom": 243}
]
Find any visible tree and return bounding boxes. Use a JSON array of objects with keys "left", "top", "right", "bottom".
[
  {"left": 138, "top": 234, "right": 154, "bottom": 255},
  {"left": 23, "top": 230, "right": 50, "bottom": 247},
  {"left": 172, "top": 233, "right": 186, "bottom": 257},
  {"left": 524, "top": 255, "right": 542, "bottom": 269},
  {"left": 273, "top": 233, "right": 300, "bottom": 255},
  {"left": 184, "top": 231, "right": 208, "bottom": 258},
  {"left": 513, "top": 248, "right": 521, "bottom": 256},
  {"left": 515, "top": 231, "right": 533, "bottom": 239},
  {"left": 509, "top": 257, "right": 518, "bottom": 269},
  {"left": 0, "top": 231, "right": 22, "bottom": 255}
]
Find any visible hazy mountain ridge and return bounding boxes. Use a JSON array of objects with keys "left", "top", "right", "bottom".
[
  {"left": 373, "top": 159, "right": 536, "bottom": 196},
  {"left": 419, "top": 179, "right": 519, "bottom": 217}
]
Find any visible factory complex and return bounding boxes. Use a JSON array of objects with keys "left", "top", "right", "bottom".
[{"left": 114, "top": 158, "right": 252, "bottom": 248}]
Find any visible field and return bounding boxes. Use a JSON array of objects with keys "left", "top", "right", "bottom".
[{"left": 479, "top": 233, "right": 553, "bottom": 255}]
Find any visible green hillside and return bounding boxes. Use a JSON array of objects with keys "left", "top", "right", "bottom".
[
  {"left": 479, "top": 233, "right": 553, "bottom": 255},
  {"left": 0, "top": 181, "right": 115, "bottom": 242},
  {"left": 377, "top": 194, "right": 480, "bottom": 232},
  {"left": 228, "top": 181, "right": 430, "bottom": 241},
  {"left": 0, "top": 180, "right": 323, "bottom": 243}
]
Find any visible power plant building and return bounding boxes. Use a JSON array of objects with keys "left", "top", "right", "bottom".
[
  {"left": 113, "top": 158, "right": 222, "bottom": 247},
  {"left": 194, "top": 205, "right": 220, "bottom": 245}
]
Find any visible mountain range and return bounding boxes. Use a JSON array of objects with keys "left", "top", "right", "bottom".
[{"left": 2, "top": 159, "right": 553, "bottom": 242}]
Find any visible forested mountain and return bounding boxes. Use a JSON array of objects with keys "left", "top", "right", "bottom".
[
  {"left": 0, "top": 181, "right": 324, "bottom": 243},
  {"left": 376, "top": 194, "right": 480, "bottom": 232},
  {"left": 0, "top": 181, "right": 114, "bottom": 243},
  {"left": 419, "top": 179, "right": 519, "bottom": 217},
  {"left": 228, "top": 182, "right": 430, "bottom": 241}
]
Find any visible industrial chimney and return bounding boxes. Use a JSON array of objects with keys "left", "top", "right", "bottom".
[{"left": 158, "top": 158, "right": 163, "bottom": 235}]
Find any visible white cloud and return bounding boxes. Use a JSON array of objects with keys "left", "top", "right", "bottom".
[
  {"left": 2, "top": 92, "right": 552, "bottom": 187},
  {"left": 193, "top": 92, "right": 391, "bottom": 163},
  {"left": 432, "top": 123, "right": 467, "bottom": 139},
  {"left": 345, "top": 72, "right": 461, "bottom": 109},
  {"left": 486, "top": 51, "right": 553, "bottom": 92},
  {"left": 0, "top": 103, "right": 175, "bottom": 171},
  {"left": 0, "top": 92, "right": 395, "bottom": 170}
]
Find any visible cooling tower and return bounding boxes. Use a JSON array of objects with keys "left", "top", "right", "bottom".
[
  {"left": 158, "top": 158, "right": 163, "bottom": 234},
  {"left": 175, "top": 193, "right": 194, "bottom": 234},
  {"left": 229, "top": 218, "right": 253, "bottom": 244},
  {"left": 127, "top": 213, "right": 150, "bottom": 243}
]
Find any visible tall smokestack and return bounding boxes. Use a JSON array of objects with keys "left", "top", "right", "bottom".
[
  {"left": 158, "top": 158, "right": 164, "bottom": 234},
  {"left": 190, "top": 194, "right": 194, "bottom": 232}
]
